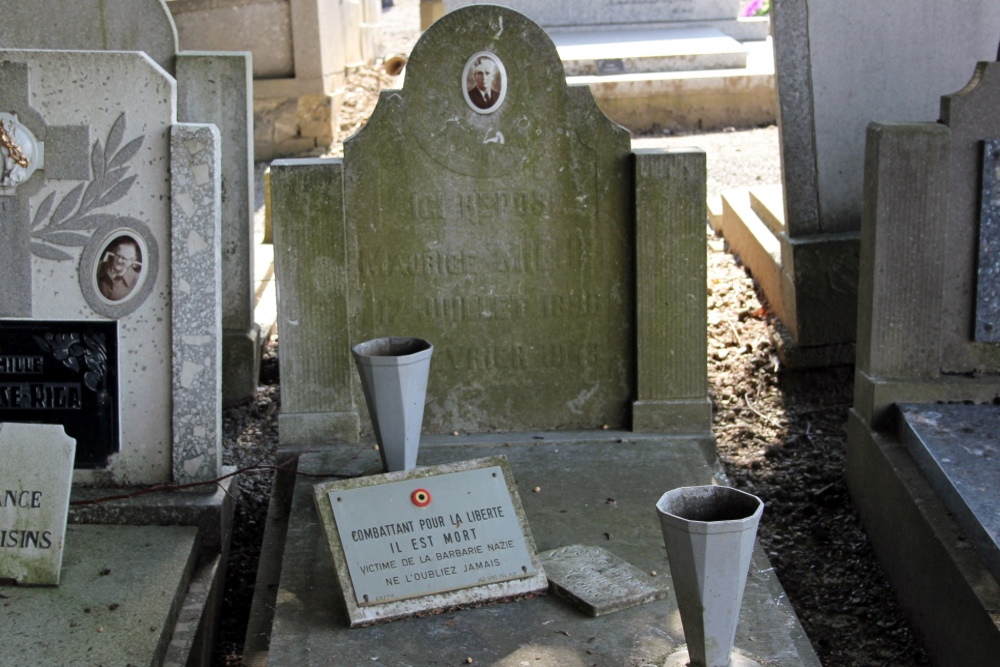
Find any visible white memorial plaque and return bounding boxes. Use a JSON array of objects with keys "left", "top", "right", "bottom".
[
  {"left": 313, "top": 456, "right": 548, "bottom": 627},
  {"left": 0, "top": 423, "right": 77, "bottom": 585}
]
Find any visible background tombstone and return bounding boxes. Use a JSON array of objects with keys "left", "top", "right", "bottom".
[
  {"left": 847, "top": 54, "right": 1000, "bottom": 664},
  {"left": 271, "top": 4, "right": 710, "bottom": 443},
  {"left": 0, "top": 0, "right": 260, "bottom": 407},
  {"left": 437, "top": 0, "right": 764, "bottom": 39},
  {"left": 719, "top": 0, "right": 1000, "bottom": 358}
]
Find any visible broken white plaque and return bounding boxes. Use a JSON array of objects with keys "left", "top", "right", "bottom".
[
  {"left": 313, "top": 456, "right": 548, "bottom": 627},
  {"left": 0, "top": 423, "right": 77, "bottom": 585},
  {"left": 540, "top": 544, "right": 667, "bottom": 616}
]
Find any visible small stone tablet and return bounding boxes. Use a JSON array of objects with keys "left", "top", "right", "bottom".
[
  {"left": 540, "top": 544, "right": 667, "bottom": 616},
  {"left": 0, "top": 423, "right": 76, "bottom": 585}
]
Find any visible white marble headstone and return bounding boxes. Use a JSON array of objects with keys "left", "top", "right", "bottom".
[{"left": 0, "top": 423, "right": 76, "bottom": 586}]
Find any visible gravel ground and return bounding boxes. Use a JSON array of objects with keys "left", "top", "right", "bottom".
[{"left": 212, "top": 4, "right": 932, "bottom": 663}]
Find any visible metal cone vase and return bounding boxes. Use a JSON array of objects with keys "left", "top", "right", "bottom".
[
  {"left": 656, "top": 485, "right": 764, "bottom": 667},
  {"left": 352, "top": 337, "right": 433, "bottom": 472}
]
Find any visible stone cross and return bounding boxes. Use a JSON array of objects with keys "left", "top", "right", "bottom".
[{"left": 0, "top": 61, "right": 93, "bottom": 317}]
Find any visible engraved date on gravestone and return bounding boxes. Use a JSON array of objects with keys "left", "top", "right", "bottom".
[{"left": 0, "top": 320, "right": 118, "bottom": 468}]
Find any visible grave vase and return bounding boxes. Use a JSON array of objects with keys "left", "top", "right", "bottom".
[
  {"left": 656, "top": 485, "right": 764, "bottom": 667},
  {"left": 352, "top": 337, "right": 433, "bottom": 472}
]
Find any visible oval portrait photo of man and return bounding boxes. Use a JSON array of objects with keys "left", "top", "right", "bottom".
[
  {"left": 463, "top": 51, "right": 507, "bottom": 114},
  {"left": 96, "top": 234, "right": 144, "bottom": 303}
]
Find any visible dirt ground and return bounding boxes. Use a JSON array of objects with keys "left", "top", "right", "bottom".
[{"left": 212, "top": 57, "right": 931, "bottom": 666}]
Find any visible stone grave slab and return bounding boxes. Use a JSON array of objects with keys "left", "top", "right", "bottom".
[
  {"left": 1, "top": 524, "right": 198, "bottom": 666},
  {"left": 252, "top": 434, "right": 820, "bottom": 666},
  {"left": 540, "top": 544, "right": 667, "bottom": 616},
  {"left": 0, "top": 423, "right": 76, "bottom": 585},
  {"left": 897, "top": 403, "right": 1000, "bottom": 582},
  {"left": 313, "top": 456, "right": 546, "bottom": 626}
]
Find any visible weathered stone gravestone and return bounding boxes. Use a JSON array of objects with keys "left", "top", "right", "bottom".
[
  {"left": 0, "top": 49, "right": 222, "bottom": 487},
  {"left": 848, "top": 53, "right": 1000, "bottom": 665},
  {"left": 272, "top": 4, "right": 710, "bottom": 445},
  {"left": 1, "top": 0, "right": 260, "bottom": 407},
  {"left": 0, "top": 424, "right": 76, "bottom": 585}
]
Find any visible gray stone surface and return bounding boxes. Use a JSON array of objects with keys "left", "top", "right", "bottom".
[
  {"left": 442, "top": 0, "right": 741, "bottom": 29},
  {"left": 633, "top": 148, "right": 711, "bottom": 431},
  {"left": 169, "top": 0, "right": 294, "bottom": 79},
  {"left": 976, "top": 139, "right": 1000, "bottom": 342},
  {"left": 541, "top": 544, "right": 667, "bottom": 616},
  {"left": 1, "top": 524, "right": 198, "bottom": 666},
  {"left": 897, "top": 404, "right": 1000, "bottom": 582},
  {"left": 272, "top": 5, "right": 709, "bottom": 442},
  {"left": 0, "top": 424, "right": 76, "bottom": 585},
  {"left": 254, "top": 435, "right": 820, "bottom": 665},
  {"left": 69, "top": 473, "right": 237, "bottom": 559},
  {"left": 171, "top": 124, "right": 223, "bottom": 485},
  {"left": 176, "top": 52, "right": 260, "bottom": 407}
]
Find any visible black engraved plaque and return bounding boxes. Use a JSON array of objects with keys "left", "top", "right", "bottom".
[{"left": 0, "top": 320, "right": 119, "bottom": 468}]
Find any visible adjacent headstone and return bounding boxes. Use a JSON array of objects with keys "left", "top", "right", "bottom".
[
  {"left": 0, "top": 49, "right": 223, "bottom": 486},
  {"left": 848, "top": 55, "right": 1000, "bottom": 666},
  {"left": 313, "top": 456, "right": 547, "bottom": 626},
  {"left": 0, "top": 424, "right": 76, "bottom": 585},
  {"left": 271, "top": 4, "right": 710, "bottom": 443},
  {"left": 1, "top": 0, "right": 260, "bottom": 407}
]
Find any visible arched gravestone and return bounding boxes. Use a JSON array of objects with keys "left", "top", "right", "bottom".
[
  {"left": 272, "top": 5, "right": 709, "bottom": 440},
  {"left": 348, "top": 9, "right": 633, "bottom": 431}
]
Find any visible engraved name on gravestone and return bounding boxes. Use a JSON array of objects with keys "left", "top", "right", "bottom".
[
  {"left": 0, "top": 321, "right": 118, "bottom": 468},
  {"left": 0, "top": 423, "right": 76, "bottom": 585},
  {"left": 313, "top": 457, "right": 547, "bottom": 626},
  {"left": 975, "top": 139, "right": 1000, "bottom": 342},
  {"left": 344, "top": 7, "right": 634, "bottom": 432}
]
